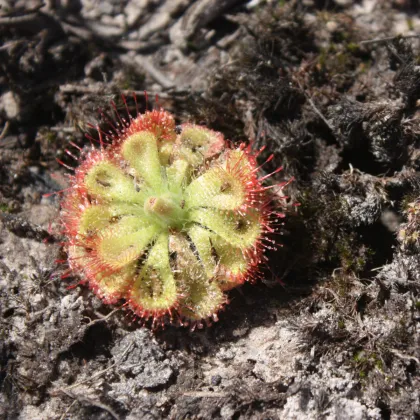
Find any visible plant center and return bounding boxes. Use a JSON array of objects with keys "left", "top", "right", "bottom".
[{"left": 144, "top": 193, "right": 187, "bottom": 229}]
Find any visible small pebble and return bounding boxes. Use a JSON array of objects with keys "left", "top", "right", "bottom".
[{"left": 211, "top": 374, "right": 222, "bottom": 386}]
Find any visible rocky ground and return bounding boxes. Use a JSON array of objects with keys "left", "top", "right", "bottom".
[{"left": 1, "top": 0, "right": 419, "bottom": 419}]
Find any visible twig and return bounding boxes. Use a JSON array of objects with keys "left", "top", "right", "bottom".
[
  {"left": 0, "top": 12, "right": 40, "bottom": 25},
  {"left": 59, "top": 84, "right": 109, "bottom": 95},
  {"left": 59, "top": 84, "right": 175, "bottom": 99},
  {"left": 182, "top": 391, "right": 226, "bottom": 398},
  {"left": 305, "top": 94, "right": 334, "bottom": 131},
  {"left": 26, "top": 305, "right": 53, "bottom": 326},
  {"left": 84, "top": 307, "right": 122, "bottom": 327},
  {"left": 137, "top": 0, "right": 192, "bottom": 40},
  {"left": 59, "top": 390, "right": 120, "bottom": 420},
  {"left": 140, "top": 57, "right": 175, "bottom": 89},
  {"left": 320, "top": 287, "right": 343, "bottom": 306},
  {"left": 49, "top": 126, "right": 78, "bottom": 133},
  {"left": 0, "top": 121, "right": 10, "bottom": 140},
  {"left": 60, "top": 21, "right": 93, "bottom": 41},
  {"left": 389, "top": 348, "right": 420, "bottom": 365},
  {"left": 296, "top": 80, "right": 334, "bottom": 131},
  {"left": 0, "top": 3, "right": 45, "bottom": 18},
  {"left": 50, "top": 342, "right": 133, "bottom": 395},
  {"left": 169, "top": 0, "right": 244, "bottom": 47},
  {"left": 359, "top": 34, "right": 420, "bottom": 45},
  {"left": 120, "top": 54, "right": 175, "bottom": 89},
  {"left": 59, "top": 399, "right": 77, "bottom": 420},
  {"left": 0, "top": 10, "right": 64, "bottom": 38},
  {"left": 118, "top": 38, "right": 165, "bottom": 52},
  {"left": 0, "top": 40, "right": 25, "bottom": 51}
]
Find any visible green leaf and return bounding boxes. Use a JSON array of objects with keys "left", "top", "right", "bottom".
[
  {"left": 166, "top": 158, "right": 190, "bottom": 188},
  {"left": 190, "top": 208, "right": 261, "bottom": 250},
  {"left": 169, "top": 232, "right": 224, "bottom": 321},
  {"left": 84, "top": 161, "right": 140, "bottom": 203},
  {"left": 185, "top": 166, "right": 246, "bottom": 211},
  {"left": 178, "top": 125, "right": 224, "bottom": 167},
  {"left": 97, "top": 217, "right": 160, "bottom": 269},
  {"left": 78, "top": 203, "right": 145, "bottom": 237},
  {"left": 188, "top": 225, "right": 249, "bottom": 290},
  {"left": 129, "top": 233, "right": 178, "bottom": 313},
  {"left": 92, "top": 262, "right": 136, "bottom": 302},
  {"left": 211, "top": 234, "right": 249, "bottom": 290},
  {"left": 187, "top": 225, "right": 216, "bottom": 278},
  {"left": 121, "top": 132, "right": 163, "bottom": 189}
]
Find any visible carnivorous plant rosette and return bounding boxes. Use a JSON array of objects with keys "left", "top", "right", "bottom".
[{"left": 60, "top": 100, "right": 288, "bottom": 328}]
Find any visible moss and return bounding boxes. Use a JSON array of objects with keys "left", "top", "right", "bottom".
[
  {"left": 297, "top": 185, "right": 373, "bottom": 275},
  {"left": 400, "top": 192, "right": 419, "bottom": 212},
  {"left": 330, "top": 273, "right": 352, "bottom": 298},
  {"left": 406, "top": 18, "right": 414, "bottom": 31},
  {"left": 182, "top": 2, "right": 313, "bottom": 142},
  {"left": 116, "top": 67, "right": 145, "bottom": 91},
  {"left": 314, "top": 42, "right": 364, "bottom": 91},
  {"left": 45, "top": 131, "right": 57, "bottom": 143},
  {"left": 346, "top": 42, "right": 360, "bottom": 54},
  {"left": 0, "top": 204, "right": 11, "bottom": 213},
  {"left": 353, "top": 350, "right": 384, "bottom": 381},
  {"left": 336, "top": 235, "right": 372, "bottom": 273}
]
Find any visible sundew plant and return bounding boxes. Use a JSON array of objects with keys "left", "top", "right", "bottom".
[{"left": 59, "top": 97, "right": 289, "bottom": 329}]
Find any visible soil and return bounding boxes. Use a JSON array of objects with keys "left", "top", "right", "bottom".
[{"left": 1, "top": 0, "right": 419, "bottom": 419}]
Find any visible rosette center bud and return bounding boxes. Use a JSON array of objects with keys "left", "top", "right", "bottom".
[{"left": 144, "top": 194, "right": 186, "bottom": 229}]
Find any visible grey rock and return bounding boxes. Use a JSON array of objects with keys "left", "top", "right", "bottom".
[{"left": 111, "top": 329, "right": 175, "bottom": 390}]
